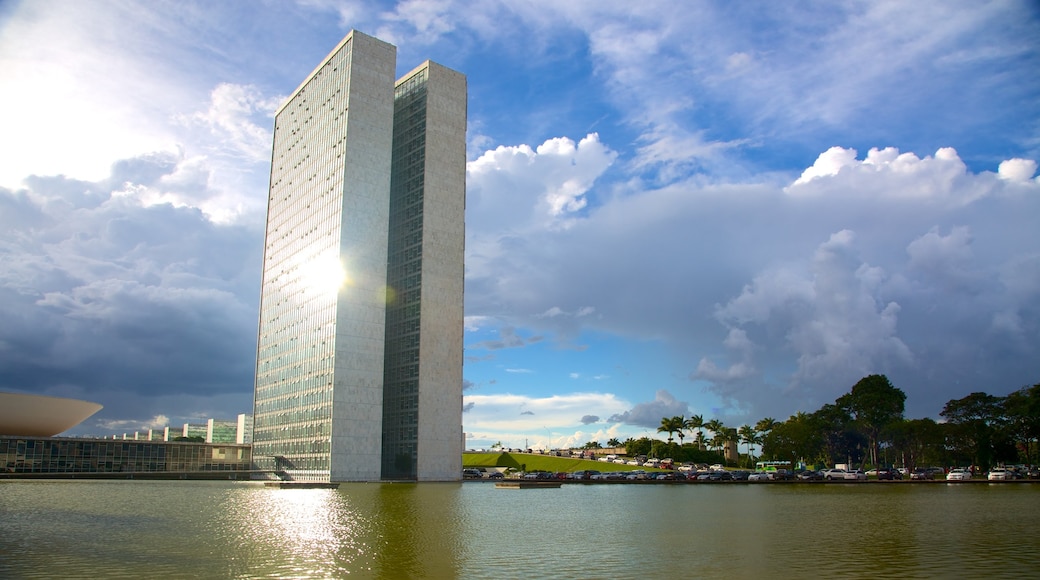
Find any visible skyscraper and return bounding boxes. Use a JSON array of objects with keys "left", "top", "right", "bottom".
[{"left": 252, "top": 31, "right": 465, "bottom": 482}]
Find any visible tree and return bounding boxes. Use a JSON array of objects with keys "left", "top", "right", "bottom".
[
  {"left": 1003, "top": 383, "right": 1040, "bottom": 464},
  {"left": 887, "top": 418, "right": 943, "bottom": 472},
  {"left": 705, "top": 419, "right": 726, "bottom": 454},
  {"left": 762, "top": 412, "right": 824, "bottom": 465},
  {"left": 738, "top": 424, "right": 761, "bottom": 467},
  {"left": 658, "top": 416, "right": 684, "bottom": 444},
  {"left": 755, "top": 417, "right": 779, "bottom": 434},
  {"left": 837, "top": 374, "right": 906, "bottom": 468},
  {"left": 582, "top": 440, "right": 603, "bottom": 449},
  {"left": 607, "top": 438, "right": 622, "bottom": 448},
  {"left": 685, "top": 414, "right": 705, "bottom": 449},
  {"left": 941, "top": 391, "right": 1004, "bottom": 469},
  {"left": 812, "top": 403, "right": 862, "bottom": 466},
  {"left": 626, "top": 437, "right": 652, "bottom": 457}
]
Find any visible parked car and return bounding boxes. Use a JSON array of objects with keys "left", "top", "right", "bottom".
[
  {"left": 843, "top": 469, "right": 867, "bottom": 481},
  {"left": 463, "top": 468, "right": 483, "bottom": 479},
  {"left": 910, "top": 468, "right": 934, "bottom": 480},
  {"left": 730, "top": 470, "right": 750, "bottom": 481},
  {"left": 711, "top": 471, "right": 733, "bottom": 481},
  {"left": 946, "top": 468, "right": 973, "bottom": 481},
  {"left": 748, "top": 471, "right": 771, "bottom": 482},
  {"left": 876, "top": 468, "right": 902, "bottom": 481},
  {"left": 820, "top": 468, "right": 848, "bottom": 480},
  {"left": 987, "top": 467, "right": 1012, "bottom": 481},
  {"left": 771, "top": 469, "right": 794, "bottom": 481},
  {"left": 796, "top": 470, "right": 823, "bottom": 481}
]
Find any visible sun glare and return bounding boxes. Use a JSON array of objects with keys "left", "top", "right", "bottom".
[{"left": 300, "top": 255, "right": 348, "bottom": 296}]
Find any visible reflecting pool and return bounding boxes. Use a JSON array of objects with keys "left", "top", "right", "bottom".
[{"left": 2, "top": 480, "right": 1037, "bottom": 578}]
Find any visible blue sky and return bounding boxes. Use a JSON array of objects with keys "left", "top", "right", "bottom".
[{"left": 1, "top": 0, "right": 1038, "bottom": 449}]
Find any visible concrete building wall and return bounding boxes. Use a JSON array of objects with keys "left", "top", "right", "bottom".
[
  {"left": 414, "top": 62, "right": 466, "bottom": 482},
  {"left": 328, "top": 31, "right": 396, "bottom": 483}
]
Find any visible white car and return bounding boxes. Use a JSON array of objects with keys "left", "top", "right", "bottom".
[
  {"left": 843, "top": 469, "right": 868, "bottom": 481},
  {"left": 820, "top": 468, "right": 847, "bottom": 480},
  {"left": 946, "top": 468, "right": 973, "bottom": 481},
  {"left": 987, "top": 468, "right": 1012, "bottom": 481},
  {"left": 748, "top": 472, "right": 771, "bottom": 482}
]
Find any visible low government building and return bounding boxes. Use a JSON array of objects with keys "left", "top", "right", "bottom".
[{"left": 0, "top": 392, "right": 251, "bottom": 479}]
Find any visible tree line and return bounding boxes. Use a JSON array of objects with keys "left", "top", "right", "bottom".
[{"left": 613, "top": 375, "right": 1039, "bottom": 471}]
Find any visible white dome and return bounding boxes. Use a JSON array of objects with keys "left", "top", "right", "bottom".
[{"left": 0, "top": 392, "right": 103, "bottom": 437}]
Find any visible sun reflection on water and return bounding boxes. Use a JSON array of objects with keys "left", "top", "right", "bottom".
[{"left": 222, "top": 487, "right": 375, "bottom": 578}]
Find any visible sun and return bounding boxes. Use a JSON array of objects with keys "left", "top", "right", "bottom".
[{"left": 300, "top": 254, "right": 349, "bottom": 296}]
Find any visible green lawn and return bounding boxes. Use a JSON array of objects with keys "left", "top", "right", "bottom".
[{"left": 462, "top": 452, "right": 667, "bottom": 473}]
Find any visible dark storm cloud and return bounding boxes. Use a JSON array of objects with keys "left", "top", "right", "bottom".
[
  {"left": 0, "top": 154, "right": 262, "bottom": 432},
  {"left": 579, "top": 415, "right": 599, "bottom": 425}
]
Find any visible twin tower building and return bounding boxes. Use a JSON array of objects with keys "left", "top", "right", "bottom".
[{"left": 252, "top": 31, "right": 466, "bottom": 482}]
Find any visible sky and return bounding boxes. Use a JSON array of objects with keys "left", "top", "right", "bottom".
[{"left": 1, "top": 0, "right": 1038, "bottom": 450}]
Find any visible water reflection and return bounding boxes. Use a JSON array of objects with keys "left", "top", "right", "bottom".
[
  {"left": 367, "top": 483, "right": 464, "bottom": 579},
  {"left": 1, "top": 480, "right": 1038, "bottom": 579},
  {"left": 223, "top": 486, "right": 373, "bottom": 577}
]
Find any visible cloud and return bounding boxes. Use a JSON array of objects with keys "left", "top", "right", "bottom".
[
  {"left": 998, "top": 159, "right": 1038, "bottom": 183},
  {"left": 580, "top": 415, "right": 599, "bottom": 425},
  {"left": 608, "top": 390, "right": 689, "bottom": 428},
  {"left": 177, "top": 82, "right": 282, "bottom": 164},
  {"left": 465, "top": 132, "right": 1039, "bottom": 420},
  {"left": 468, "top": 327, "right": 545, "bottom": 350},
  {"left": 463, "top": 392, "right": 629, "bottom": 441},
  {"left": 0, "top": 155, "right": 262, "bottom": 433}
]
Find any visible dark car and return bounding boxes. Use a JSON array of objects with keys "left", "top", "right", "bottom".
[
  {"left": 876, "top": 468, "right": 903, "bottom": 481},
  {"left": 909, "top": 468, "right": 934, "bottom": 480},
  {"left": 771, "top": 469, "right": 793, "bottom": 481},
  {"left": 796, "top": 470, "right": 823, "bottom": 481},
  {"left": 730, "top": 470, "right": 750, "bottom": 481}
]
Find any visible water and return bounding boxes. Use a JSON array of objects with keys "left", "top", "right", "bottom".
[{"left": 2, "top": 480, "right": 1037, "bottom": 578}]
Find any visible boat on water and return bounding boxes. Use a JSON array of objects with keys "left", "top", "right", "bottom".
[{"left": 494, "top": 480, "right": 562, "bottom": 489}]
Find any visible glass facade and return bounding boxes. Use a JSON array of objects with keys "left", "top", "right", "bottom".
[
  {"left": 253, "top": 36, "right": 358, "bottom": 479},
  {"left": 252, "top": 31, "right": 464, "bottom": 483},
  {"left": 0, "top": 437, "right": 251, "bottom": 475},
  {"left": 381, "top": 67, "right": 429, "bottom": 480}
]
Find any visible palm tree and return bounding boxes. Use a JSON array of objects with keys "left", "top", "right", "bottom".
[
  {"left": 675, "top": 415, "right": 687, "bottom": 447},
  {"left": 658, "top": 416, "right": 683, "bottom": 444},
  {"left": 607, "top": 438, "right": 621, "bottom": 448},
  {"left": 755, "top": 417, "right": 779, "bottom": 434},
  {"left": 738, "top": 424, "right": 762, "bottom": 467},
  {"left": 684, "top": 414, "right": 705, "bottom": 449},
  {"left": 705, "top": 419, "right": 725, "bottom": 454}
]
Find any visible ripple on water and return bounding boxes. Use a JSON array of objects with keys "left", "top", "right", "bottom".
[{"left": 2, "top": 480, "right": 1039, "bottom": 578}]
